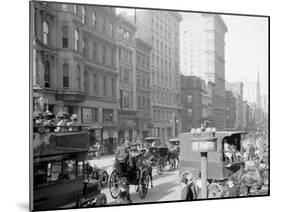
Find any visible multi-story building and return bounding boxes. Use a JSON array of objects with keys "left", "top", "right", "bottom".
[
  {"left": 180, "top": 75, "right": 213, "bottom": 132},
  {"left": 180, "top": 13, "right": 228, "bottom": 130},
  {"left": 135, "top": 38, "right": 153, "bottom": 139},
  {"left": 225, "top": 90, "right": 236, "bottom": 130},
  {"left": 32, "top": 2, "right": 119, "bottom": 154},
  {"left": 134, "top": 10, "right": 182, "bottom": 142},
  {"left": 226, "top": 82, "right": 243, "bottom": 130},
  {"left": 242, "top": 100, "right": 250, "bottom": 130},
  {"left": 116, "top": 14, "right": 138, "bottom": 141}
]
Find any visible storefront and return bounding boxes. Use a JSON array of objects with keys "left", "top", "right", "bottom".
[
  {"left": 118, "top": 110, "right": 138, "bottom": 142},
  {"left": 102, "top": 127, "right": 118, "bottom": 155}
]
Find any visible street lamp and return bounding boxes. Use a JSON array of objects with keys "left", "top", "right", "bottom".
[{"left": 191, "top": 132, "right": 217, "bottom": 198}]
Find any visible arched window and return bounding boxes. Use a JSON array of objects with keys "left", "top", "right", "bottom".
[
  {"left": 74, "top": 29, "right": 79, "bottom": 51},
  {"left": 76, "top": 65, "right": 81, "bottom": 90},
  {"left": 43, "top": 21, "right": 49, "bottom": 45},
  {"left": 63, "top": 63, "right": 69, "bottom": 88},
  {"left": 62, "top": 26, "right": 68, "bottom": 48},
  {"left": 92, "top": 12, "right": 96, "bottom": 28},
  {"left": 44, "top": 61, "right": 50, "bottom": 88},
  {"left": 82, "top": 6, "right": 85, "bottom": 24}
]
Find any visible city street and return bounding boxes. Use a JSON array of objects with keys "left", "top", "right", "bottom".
[{"left": 89, "top": 156, "right": 181, "bottom": 204}]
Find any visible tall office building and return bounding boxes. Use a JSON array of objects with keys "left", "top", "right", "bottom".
[
  {"left": 134, "top": 10, "right": 182, "bottom": 141},
  {"left": 180, "top": 13, "right": 228, "bottom": 130},
  {"left": 226, "top": 82, "right": 244, "bottom": 130}
]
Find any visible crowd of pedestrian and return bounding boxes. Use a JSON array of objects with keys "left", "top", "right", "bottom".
[{"left": 33, "top": 111, "right": 80, "bottom": 132}]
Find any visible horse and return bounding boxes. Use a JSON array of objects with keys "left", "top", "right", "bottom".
[{"left": 227, "top": 161, "right": 265, "bottom": 196}]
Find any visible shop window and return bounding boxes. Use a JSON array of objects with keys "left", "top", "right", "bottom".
[{"left": 103, "top": 109, "right": 113, "bottom": 123}]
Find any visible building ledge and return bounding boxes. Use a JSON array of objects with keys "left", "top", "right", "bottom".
[{"left": 55, "top": 90, "right": 86, "bottom": 102}]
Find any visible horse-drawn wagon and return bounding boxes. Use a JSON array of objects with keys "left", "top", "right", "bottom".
[
  {"left": 108, "top": 151, "right": 151, "bottom": 200},
  {"left": 179, "top": 130, "right": 269, "bottom": 200}
]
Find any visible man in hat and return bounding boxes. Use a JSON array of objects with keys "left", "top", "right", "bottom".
[
  {"left": 67, "top": 113, "right": 78, "bottom": 132},
  {"left": 115, "top": 139, "right": 129, "bottom": 177},
  {"left": 55, "top": 112, "right": 67, "bottom": 132}
]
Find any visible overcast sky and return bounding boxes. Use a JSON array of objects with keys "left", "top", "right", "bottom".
[
  {"left": 222, "top": 15, "right": 268, "bottom": 96},
  {"left": 116, "top": 8, "right": 269, "bottom": 96}
]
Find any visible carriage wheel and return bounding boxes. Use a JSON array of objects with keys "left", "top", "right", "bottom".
[
  {"left": 157, "top": 158, "right": 164, "bottom": 175},
  {"left": 139, "top": 170, "right": 150, "bottom": 199},
  {"left": 100, "top": 171, "right": 109, "bottom": 187},
  {"left": 109, "top": 169, "right": 121, "bottom": 199},
  {"left": 208, "top": 183, "right": 223, "bottom": 198}
]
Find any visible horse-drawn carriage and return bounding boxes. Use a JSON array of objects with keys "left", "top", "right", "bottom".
[
  {"left": 33, "top": 126, "right": 107, "bottom": 210},
  {"left": 179, "top": 131, "right": 269, "bottom": 200},
  {"left": 108, "top": 151, "right": 151, "bottom": 200},
  {"left": 146, "top": 145, "right": 178, "bottom": 175},
  {"left": 168, "top": 138, "right": 180, "bottom": 153}
]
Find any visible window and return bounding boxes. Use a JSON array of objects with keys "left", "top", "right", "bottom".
[
  {"left": 82, "top": 6, "right": 85, "bottom": 24},
  {"left": 93, "top": 73, "right": 98, "bottom": 95},
  {"left": 44, "top": 61, "right": 50, "bottom": 88},
  {"left": 43, "top": 21, "right": 49, "bottom": 45},
  {"left": 187, "top": 108, "right": 192, "bottom": 117},
  {"left": 123, "top": 90, "right": 130, "bottom": 109},
  {"left": 102, "top": 17, "right": 106, "bottom": 34},
  {"left": 92, "top": 42, "right": 97, "bottom": 61},
  {"left": 74, "top": 29, "right": 79, "bottom": 51},
  {"left": 111, "top": 78, "right": 115, "bottom": 97},
  {"left": 102, "top": 46, "right": 106, "bottom": 64},
  {"left": 103, "top": 76, "right": 107, "bottom": 96},
  {"left": 62, "top": 26, "right": 68, "bottom": 48},
  {"left": 62, "top": 63, "right": 69, "bottom": 88},
  {"left": 34, "top": 161, "right": 62, "bottom": 190},
  {"left": 62, "top": 160, "right": 76, "bottom": 181},
  {"left": 73, "top": 5, "right": 77, "bottom": 14},
  {"left": 82, "top": 107, "right": 98, "bottom": 123},
  {"left": 109, "top": 24, "right": 113, "bottom": 38},
  {"left": 147, "top": 97, "right": 150, "bottom": 109},
  {"left": 76, "top": 65, "right": 81, "bottom": 90},
  {"left": 82, "top": 38, "right": 88, "bottom": 57},
  {"left": 84, "top": 70, "right": 89, "bottom": 93},
  {"left": 187, "top": 95, "right": 192, "bottom": 103},
  {"left": 103, "top": 109, "right": 113, "bottom": 123},
  {"left": 123, "top": 69, "right": 130, "bottom": 83},
  {"left": 62, "top": 4, "right": 68, "bottom": 11},
  {"left": 208, "top": 42, "right": 212, "bottom": 50},
  {"left": 138, "top": 96, "right": 141, "bottom": 109},
  {"left": 92, "top": 12, "right": 96, "bottom": 28}
]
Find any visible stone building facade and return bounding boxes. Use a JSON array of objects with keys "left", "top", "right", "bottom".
[
  {"left": 32, "top": 2, "right": 119, "bottom": 154},
  {"left": 135, "top": 38, "right": 153, "bottom": 140},
  {"left": 134, "top": 10, "right": 182, "bottom": 142},
  {"left": 180, "top": 13, "right": 228, "bottom": 130},
  {"left": 116, "top": 14, "right": 138, "bottom": 141}
]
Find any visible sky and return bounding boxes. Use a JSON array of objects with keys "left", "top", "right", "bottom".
[
  {"left": 222, "top": 15, "right": 269, "bottom": 96},
  {"left": 116, "top": 8, "right": 269, "bottom": 97}
]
